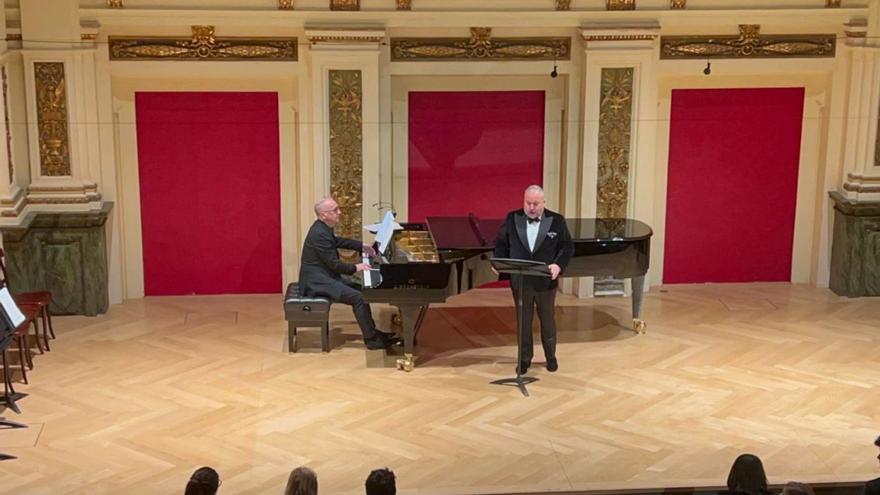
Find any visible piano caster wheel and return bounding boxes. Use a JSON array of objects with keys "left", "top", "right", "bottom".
[
  {"left": 396, "top": 354, "right": 415, "bottom": 372},
  {"left": 633, "top": 319, "right": 647, "bottom": 334}
]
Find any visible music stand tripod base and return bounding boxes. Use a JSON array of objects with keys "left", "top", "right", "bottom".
[{"left": 488, "top": 257, "right": 553, "bottom": 398}]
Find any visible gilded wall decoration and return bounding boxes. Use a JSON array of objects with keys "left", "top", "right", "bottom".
[
  {"left": 34, "top": 62, "right": 71, "bottom": 177},
  {"left": 109, "top": 26, "right": 297, "bottom": 61},
  {"left": 279, "top": 0, "right": 294, "bottom": 9},
  {"left": 330, "top": 0, "right": 359, "bottom": 10},
  {"left": 670, "top": 0, "right": 686, "bottom": 8},
  {"left": 661, "top": 24, "right": 835, "bottom": 59},
  {"left": 107, "top": 0, "right": 123, "bottom": 7},
  {"left": 826, "top": 0, "right": 841, "bottom": 6},
  {"left": 597, "top": 68, "right": 633, "bottom": 219},
  {"left": 556, "top": 0, "right": 571, "bottom": 10},
  {"left": 391, "top": 28, "right": 570, "bottom": 61},
  {"left": 396, "top": 0, "right": 412, "bottom": 9},
  {"left": 328, "top": 70, "right": 363, "bottom": 244},
  {"left": 2, "top": 67, "right": 12, "bottom": 184},
  {"left": 606, "top": 0, "right": 635, "bottom": 10}
]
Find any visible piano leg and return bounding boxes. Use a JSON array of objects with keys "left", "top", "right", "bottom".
[
  {"left": 395, "top": 304, "right": 423, "bottom": 372},
  {"left": 631, "top": 275, "right": 647, "bottom": 334}
]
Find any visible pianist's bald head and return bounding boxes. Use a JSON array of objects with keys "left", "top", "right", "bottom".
[{"left": 314, "top": 197, "right": 341, "bottom": 227}]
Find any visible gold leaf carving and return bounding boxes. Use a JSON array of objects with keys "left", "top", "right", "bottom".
[
  {"left": 107, "top": 0, "right": 123, "bottom": 7},
  {"left": 109, "top": 35, "right": 297, "bottom": 61},
  {"left": 826, "top": 0, "right": 841, "bottom": 6},
  {"left": 329, "top": 70, "right": 363, "bottom": 244},
  {"left": 396, "top": 0, "right": 412, "bottom": 9},
  {"left": 661, "top": 25, "right": 835, "bottom": 59},
  {"left": 606, "top": 0, "right": 635, "bottom": 10},
  {"left": 34, "top": 62, "right": 71, "bottom": 177},
  {"left": 597, "top": 68, "right": 633, "bottom": 219},
  {"left": 391, "top": 33, "right": 570, "bottom": 61},
  {"left": 279, "top": 0, "right": 294, "bottom": 8},
  {"left": 556, "top": 0, "right": 571, "bottom": 10},
  {"left": 670, "top": 0, "right": 685, "bottom": 8},
  {"left": 330, "top": 0, "right": 359, "bottom": 10}
]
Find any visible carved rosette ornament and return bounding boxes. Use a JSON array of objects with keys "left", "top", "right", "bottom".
[
  {"left": 670, "top": 0, "right": 685, "bottom": 8},
  {"left": 34, "top": 62, "right": 71, "bottom": 177},
  {"left": 328, "top": 70, "right": 364, "bottom": 244},
  {"left": 279, "top": 0, "right": 294, "bottom": 9},
  {"left": 109, "top": 26, "right": 297, "bottom": 61},
  {"left": 330, "top": 0, "right": 359, "bottom": 10},
  {"left": 597, "top": 68, "right": 634, "bottom": 219},
  {"left": 606, "top": 0, "right": 635, "bottom": 10},
  {"left": 661, "top": 24, "right": 835, "bottom": 59},
  {"left": 555, "top": 0, "right": 571, "bottom": 10},
  {"left": 391, "top": 27, "right": 570, "bottom": 61},
  {"left": 107, "top": 0, "right": 123, "bottom": 7},
  {"left": 396, "top": 0, "right": 412, "bottom": 10}
]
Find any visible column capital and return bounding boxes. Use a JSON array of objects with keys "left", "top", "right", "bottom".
[
  {"left": 305, "top": 27, "right": 385, "bottom": 51},
  {"left": 580, "top": 21, "right": 659, "bottom": 51}
]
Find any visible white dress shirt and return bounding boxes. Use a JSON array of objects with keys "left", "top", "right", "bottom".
[{"left": 526, "top": 217, "right": 540, "bottom": 252}]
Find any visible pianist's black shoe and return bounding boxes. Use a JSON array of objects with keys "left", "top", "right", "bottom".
[
  {"left": 365, "top": 336, "right": 389, "bottom": 350},
  {"left": 546, "top": 357, "right": 558, "bottom": 373}
]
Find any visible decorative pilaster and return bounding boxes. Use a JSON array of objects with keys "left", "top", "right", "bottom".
[
  {"left": 579, "top": 22, "right": 659, "bottom": 296},
  {"left": 306, "top": 28, "right": 383, "bottom": 246}
]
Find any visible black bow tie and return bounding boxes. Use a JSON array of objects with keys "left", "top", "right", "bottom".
[{"left": 527, "top": 216, "right": 541, "bottom": 224}]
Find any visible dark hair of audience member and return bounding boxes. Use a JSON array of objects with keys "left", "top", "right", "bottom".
[
  {"left": 365, "top": 467, "right": 396, "bottom": 495},
  {"left": 284, "top": 466, "right": 318, "bottom": 495},
  {"left": 185, "top": 466, "right": 220, "bottom": 495},
  {"left": 781, "top": 481, "right": 815, "bottom": 495},
  {"left": 727, "top": 453, "right": 769, "bottom": 495},
  {"left": 875, "top": 435, "right": 880, "bottom": 448}
]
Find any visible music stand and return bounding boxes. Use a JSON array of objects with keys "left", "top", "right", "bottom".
[
  {"left": 489, "top": 257, "right": 551, "bottom": 397},
  {"left": 0, "top": 286, "right": 27, "bottom": 415}
]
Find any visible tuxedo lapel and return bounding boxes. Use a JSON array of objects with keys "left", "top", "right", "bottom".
[
  {"left": 515, "top": 211, "right": 529, "bottom": 253},
  {"left": 532, "top": 215, "right": 553, "bottom": 254}
]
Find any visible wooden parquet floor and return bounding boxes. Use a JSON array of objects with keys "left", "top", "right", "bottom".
[{"left": 1, "top": 284, "right": 879, "bottom": 495}]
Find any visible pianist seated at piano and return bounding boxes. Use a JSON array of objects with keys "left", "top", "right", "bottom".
[
  {"left": 494, "top": 185, "right": 574, "bottom": 375},
  {"left": 298, "top": 197, "right": 400, "bottom": 350}
]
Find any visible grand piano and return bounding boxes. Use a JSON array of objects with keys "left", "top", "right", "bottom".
[{"left": 362, "top": 214, "right": 652, "bottom": 371}]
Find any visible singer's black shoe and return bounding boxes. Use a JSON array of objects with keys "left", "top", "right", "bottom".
[
  {"left": 546, "top": 358, "right": 558, "bottom": 373},
  {"left": 517, "top": 360, "right": 531, "bottom": 375}
]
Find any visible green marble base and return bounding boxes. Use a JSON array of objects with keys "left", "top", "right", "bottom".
[
  {"left": 828, "top": 192, "right": 880, "bottom": 297},
  {"left": 0, "top": 202, "right": 112, "bottom": 315}
]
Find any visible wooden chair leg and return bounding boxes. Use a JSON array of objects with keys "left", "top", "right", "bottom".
[
  {"left": 30, "top": 316, "right": 45, "bottom": 354},
  {"left": 288, "top": 323, "right": 297, "bottom": 353},
  {"left": 40, "top": 308, "right": 51, "bottom": 351},
  {"left": 15, "top": 335, "right": 27, "bottom": 384},
  {"left": 321, "top": 322, "right": 330, "bottom": 353},
  {"left": 45, "top": 306, "right": 56, "bottom": 340}
]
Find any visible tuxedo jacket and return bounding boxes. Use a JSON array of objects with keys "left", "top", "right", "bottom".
[
  {"left": 298, "top": 220, "right": 363, "bottom": 299},
  {"left": 493, "top": 208, "right": 574, "bottom": 291}
]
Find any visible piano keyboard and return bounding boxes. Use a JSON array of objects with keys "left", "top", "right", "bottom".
[{"left": 362, "top": 253, "right": 381, "bottom": 288}]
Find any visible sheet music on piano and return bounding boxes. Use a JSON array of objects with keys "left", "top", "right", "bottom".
[{"left": 362, "top": 211, "right": 400, "bottom": 288}]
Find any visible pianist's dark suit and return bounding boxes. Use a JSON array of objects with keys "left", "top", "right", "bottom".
[
  {"left": 299, "top": 219, "right": 382, "bottom": 343},
  {"left": 494, "top": 208, "right": 574, "bottom": 367}
]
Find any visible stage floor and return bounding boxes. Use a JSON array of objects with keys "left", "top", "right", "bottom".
[{"left": 1, "top": 284, "right": 878, "bottom": 494}]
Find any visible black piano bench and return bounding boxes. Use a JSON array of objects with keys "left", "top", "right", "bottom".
[{"left": 283, "top": 283, "right": 331, "bottom": 353}]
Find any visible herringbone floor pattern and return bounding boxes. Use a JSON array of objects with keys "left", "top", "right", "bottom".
[{"left": 0, "top": 284, "right": 878, "bottom": 495}]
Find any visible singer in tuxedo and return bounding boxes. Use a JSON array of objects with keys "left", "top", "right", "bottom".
[
  {"left": 494, "top": 185, "right": 574, "bottom": 374},
  {"left": 299, "top": 197, "right": 397, "bottom": 350}
]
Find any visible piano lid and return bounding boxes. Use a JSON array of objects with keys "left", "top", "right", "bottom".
[
  {"left": 426, "top": 215, "right": 502, "bottom": 251},
  {"left": 566, "top": 218, "right": 652, "bottom": 242}
]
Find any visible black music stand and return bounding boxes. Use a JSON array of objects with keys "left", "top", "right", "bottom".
[
  {"left": 489, "top": 258, "right": 551, "bottom": 397},
  {"left": 0, "top": 287, "right": 27, "bottom": 416}
]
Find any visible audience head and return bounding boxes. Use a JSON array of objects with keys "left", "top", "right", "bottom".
[
  {"left": 726, "top": 453, "right": 768, "bottom": 495},
  {"left": 284, "top": 466, "right": 318, "bottom": 495},
  {"left": 185, "top": 466, "right": 220, "bottom": 495},
  {"left": 365, "top": 467, "right": 396, "bottom": 495},
  {"left": 781, "top": 482, "right": 815, "bottom": 495},
  {"left": 523, "top": 184, "right": 546, "bottom": 220},
  {"left": 314, "top": 197, "right": 341, "bottom": 228}
]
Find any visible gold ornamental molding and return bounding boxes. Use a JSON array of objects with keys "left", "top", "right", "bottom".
[
  {"left": 597, "top": 67, "right": 633, "bottom": 220},
  {"left": 581, "top": 22, "right": 659, "bottom": 43},
  {"left": 670, "top": 0, "right": 685, "bottom": 8},
  {"left": 391, "top": 27, "right": 570, "bottom": 61},
  {"left": 2, "top": 67, "right": 12, "bottom": 184},
  {"left": 328, "top": 70, "right": 364, "bottom": 244},
  {"left": 279, "top": 0, "right": 293, "bottom": 9},
  {"left": 660, "top": 24, "right": 835, "bottom": 59},
  {"left": 109, "top": 26, "right": 297, "bottom": 61},
  {"left": 606, "top": 0, "right": 635, "bottom": 10},
  {"left": 107, "top": 0, "right": 123, "bottom": 7},
  {"left": 330, "top": 0, "right": 359, "bottom": 10},
  {"left": 556, "top": 0, "right": 571, "bottom": 10},
  {"left": 826, "top": 0, "right": 841, "bottom": 6},
  {"left": 305, "top": 28, "right": 385, "bottom": 45},
  {"left": 34, "top": 62, "right": 72, "bottom": 177},
  {"left": 396, "top": 0, "right": 412, "bottom": 10}
]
